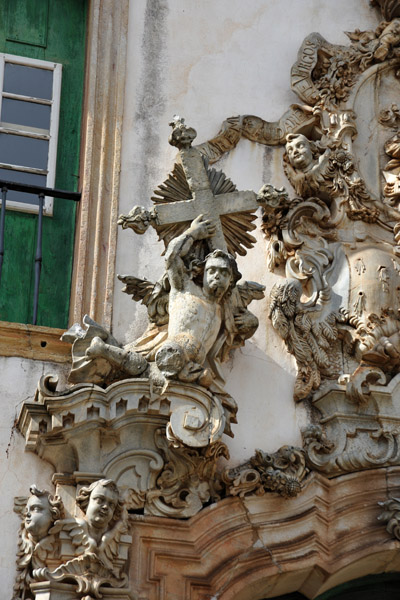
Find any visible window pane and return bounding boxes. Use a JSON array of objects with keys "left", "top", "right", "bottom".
[
  {"left": 0, "top": 168, "right": 46, "bottom": 206},
  {"left": 0, "top": 133, "right": 48, "bottom": 169},
  {"left": 2, "top": 98, "right": 51, "bottom": 130},
  {"left": 3, "top": 63, "right": 53, "bottom": 100}
]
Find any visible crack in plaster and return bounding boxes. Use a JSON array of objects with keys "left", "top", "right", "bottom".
[
  {"left": 241, "top": 497, "right": 283, "bottom": 574},
  {"left": 6, "top": 415, "right": 19, "bottom": 459}
]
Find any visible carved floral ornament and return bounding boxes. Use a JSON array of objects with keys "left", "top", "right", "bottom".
[{"left": 14, "top": 4, "right": 400, "bottom": 598}]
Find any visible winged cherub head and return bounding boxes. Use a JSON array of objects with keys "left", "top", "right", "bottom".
[
  {"left": 76, "top": 479, "right": 123, "bottom": 535},
  {"left": 24, "top": 485, "right": 64, "bottom": 542},
  {"left": 285, "top": 133, "right": 319, "bottom": 171}
]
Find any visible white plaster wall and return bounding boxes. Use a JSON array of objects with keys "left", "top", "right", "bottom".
[
  {"left": 115, "top": 0, "right": 379, "bottom": 462},
  {"left": 0, "top": 357, "right": 68, "bottom": 594}
]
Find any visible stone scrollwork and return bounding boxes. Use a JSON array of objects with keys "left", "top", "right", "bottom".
[
  {"left": 17, "top": 6, "right": 400, "bottom": 597},
  {"left": 192, "top": 8, "right": 400, "bottom": 478},
  {"left": 229, "top": 18, "right": 400, "bottom": 412},
  {"left": 145, "top": 430, "right": 229, "bottom": 518},
  {"left": 222, "top": 445, "right": 308, "bottom": 499},
  {"left": 13, "top": 480, "right": 131, "bottom": 600},
  {"left": 378, "top": 495, "right": 400, "bottom": 539}
]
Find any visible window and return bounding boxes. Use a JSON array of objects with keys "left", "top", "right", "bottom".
[
  {"left": 0, "top": 53, "right": 62, "bottom": 214},
  {"left": 0, "top": 0, "right": 87, "bottom": 328}
]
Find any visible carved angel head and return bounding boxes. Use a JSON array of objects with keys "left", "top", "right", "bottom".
[
  {"left": 76, "top": 479, "right": 123, "bottom": 534},
  {"left": 192, "top": 249, "right": 241, "bottom": 300},
  {"left": 285, "top": 134, "right": 319, "bottom": 171},
  {"left": 24, "top": 485, "right": 64, "bottom": 543}
]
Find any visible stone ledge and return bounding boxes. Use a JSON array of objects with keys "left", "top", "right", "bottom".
[{"left": 0, "top": 321, "right": 70, "bottom": 363}]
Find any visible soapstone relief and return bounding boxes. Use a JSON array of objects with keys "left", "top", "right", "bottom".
[
  {"left": 13, "top": 487, "right": 64, "bottom": 600},
  {"left": 52, "top": 118, "right": 267, "bottom": 458},
  {"left": 15, "top": 5, "right": 400, "bottom": 597},
  {"left": 15, "top": 113, "right": 308, "bottom": 598},
  {"left": 222, "top": 446, "right": 308, "bottom": 499},
  {"left": 13, "top": 480, "right": 131, "bottom": 600},
  {"left": 63, "top": 118, "right": 264, "bottom": 411},
  {"left": 196, "top": 8, "right": 400, "bottom": 476},
  {"left": 378, "top": 496, "right": 400, "bottom": 539}
]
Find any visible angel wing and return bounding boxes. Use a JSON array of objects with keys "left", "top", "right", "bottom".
[
  {"left": 236, "top": 281, "right": 265, "bottom": 307},
  {"left": 49, "top": 518, "right": 91, "bottom": 556},
  {"left": 98, "top": 513, "right": 129, "bottom": 572},
  {"left": 117, "top": 275, "right": 155, "bottom": 303},
  {"left": 118, "top": 273, "right": 170, "bottom": 326}
]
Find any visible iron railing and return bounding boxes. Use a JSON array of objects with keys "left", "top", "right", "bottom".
[{"left": 0, "top": 180, "right": 81, "bottom": 325}]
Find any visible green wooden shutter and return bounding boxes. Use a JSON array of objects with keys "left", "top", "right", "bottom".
[{"left": 0, "top": 0, "right": 86, "bottom": 327}]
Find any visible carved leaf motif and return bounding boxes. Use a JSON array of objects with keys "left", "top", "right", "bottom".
[{"left": 223, "top": 445, "right": 308, "bottom": 498}]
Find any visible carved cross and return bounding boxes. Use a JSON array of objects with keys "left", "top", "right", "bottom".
[{"left": 154, "top": 145, "right": 258, "bottom": 251}]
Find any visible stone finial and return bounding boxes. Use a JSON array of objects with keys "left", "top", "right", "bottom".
[{"left": 168, "top": 115, "right": 197, "bottom": 148}]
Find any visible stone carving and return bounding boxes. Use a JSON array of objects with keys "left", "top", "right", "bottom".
[
  {"left": 301, "top": 373, "right": 400, "bottom": 475},
  {"left": 378, "top": 495, "right": 400, "bottom": 539},
  {"left": 282, "top": 132, "right": 379, "bottom": 223},
  {"left": 222, "top": 445, "right": 308, "bottom": 499},
  {"left": 60, "top": 119, "right": 264, "bottom": 457},
  {"left": 190, "top": 10, "right": 400, "bottom": 479},
  {"left": 268, "top": 279, "right": 346, "bottom": 401},
  {"left": 379, "top": 103, "right": 400, "bottom": 208},
  {"left": 372, "top": 0, "right": 400, "bottom": 21},
  {"left": 13, "top": 480, "right": 131, "bottom": 600},
  {"left": 146, "top": 432, "right": 229, "bottom": 518},
  {"left": 13, "top": 486, "right": 64, "bottom": 600}
]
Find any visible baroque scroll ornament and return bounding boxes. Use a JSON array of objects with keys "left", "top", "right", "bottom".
[{"left": 195, "top": 8, "right": 400, "bottom": 476}]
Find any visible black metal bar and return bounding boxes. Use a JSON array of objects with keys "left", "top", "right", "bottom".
[
  {"left": 0, "top": 186, "right": 6, "bottom": 284},
  {"left": 0, "top": 179, "right": 81, "bottom": 201},
  {"left": 32, "top": 193, "right": 44, "bottom": 325}
]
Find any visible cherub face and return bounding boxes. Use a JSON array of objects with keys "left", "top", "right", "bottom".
[
  {"left": 286, "top": 135, "right": 314, "bottom": 170},
  {"left": 85, "top": 483, "right": 118, "bottom": 531},
  {"left": 25, "top": 495, "right": 53, "bottom": 541},
  {"left": 203, "top": 256, "right": 232, "bottom": 299}
]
